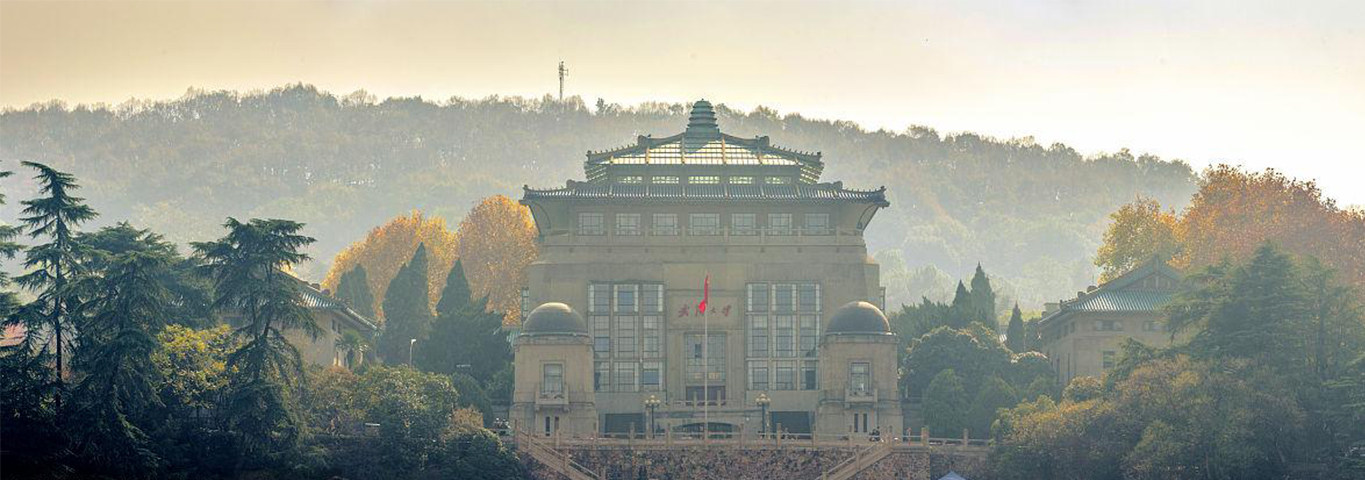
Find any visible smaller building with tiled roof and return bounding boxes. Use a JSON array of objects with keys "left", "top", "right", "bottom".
[{"left": 1037, "top": 259, "right": 1182, "bottom": 384}]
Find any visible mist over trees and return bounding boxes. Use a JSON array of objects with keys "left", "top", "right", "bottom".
[{"left": 0, "top": 84, "right": 1197, "bottom": 309}]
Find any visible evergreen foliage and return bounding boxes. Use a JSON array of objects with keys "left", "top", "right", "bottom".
[
  {"left": 1006, "top": 304, "right": 1026, "bottom": 352},
  {"left": 967, "top": 375, "right": 1018, "bottom": 437},
  {"left": 923, "top": 369, "right": 969, "bottom": 438},
  {"left": 192, "top": 217, "right": 317, "bottom": 466},
  {"left": 379, "top": 243, "right": 432, "bottom": 364},
  {"left": 418, "top": 259, "right": 511, "bottom": 384},
  {"left": 969, "top": 264, "right": 998, "bottom": 329},
  {"left": 335, "top": 265, "right": 376, "bottom": 318}
]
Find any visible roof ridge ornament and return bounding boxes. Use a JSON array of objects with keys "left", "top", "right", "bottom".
[{"left": 685, "top": 99, "right": 720, "bottom": 137}]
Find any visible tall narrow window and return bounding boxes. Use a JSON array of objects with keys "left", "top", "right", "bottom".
[
  {"left": 1102, "top": 351, "right": 1117, "bottom": 370},
  {"left": 774, "top": 361, "right": 796, "bottom": 390},
  {"left": 850, "top": 362, "right": 871, "bottom": 394},
  {"left": 641, "top": 362, "right": 662, "bottom": 391},
  {"left": 615, "top": 362, "right": 637, "bottom": 392},
  {"left": 775, "top": 316, "right": 795, "bottom": 357},
  {"left": 799, "top": 315, "right": 819, "bottom": 357},
  {"left": 616, "top": 213, "right": 641, "bottom": 236},
  {"left": 749, "top": 360, "right": 769, "bottom": 390},
  {"left": 542, "top": 364, "right": 564, "bottom": 395},
  {"left": 595, "top": 362, "right": 611, "bottom": 392},
  {"left": 748, "top": 316, "right": 769, "bottom": 358},
  {"left": 589, "top": 283, "right": 666, "bottom": 392},
  {"left": 801, "top": 361, "right": 818, "bottom": 390},
  {"left": 578, "top": 213, "right": 604, "bottom": 235}
]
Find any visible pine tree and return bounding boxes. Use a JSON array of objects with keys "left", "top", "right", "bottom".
[
  {"left": 1006, "top": 304, "right": 1026, "bottom": 352},
  {"left": 380, "top": 243, "right": 432, "bottom": 364},
  {"left": 949, "top": 281, "right": 973, "bottom": 329},
  {"left": 335, "top": 265, "right": 375, "bottom": 318},
  {"left": 193, "top": 217, "right": 316, "bottom": 464},
  {"left": 68, "top": 250, "right": 171, "bottom": 477},
  {"left": 420, "top": 259, "right": 509, "bottom": 382},
  {"left": 14, "top": 161, "right": 98, "bottom": 406},
  {"left": 969, "top": 264, "right": 997, "bottom": 330}
]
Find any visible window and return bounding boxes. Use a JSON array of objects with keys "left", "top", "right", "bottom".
[
  {"left": 801, "top": 361, "right": 818, "bottom": 390},
  {"left": 590, "top": 283, "right": 666, "bottom": 390},
  {"left": 1095, "top": 320, "right": 1124, "bottom": 332},
  {"left": 578, "top": 213, "right": 604, "bottom": 235},
  {"left": 731, "top": 213, "right": 757, "bottom": 236},
  {"left": 652, "top": 176, "right": 680, "bottom": 184},
  {"left": 730, "top": 176, "right": 755, "bottom": 185},
  {"left": 619, "top": 175, "right": 644, "bottom": 184},
  {"left": 766, "top": 176, "right": 792, "bottom": 185},
  {"left": 520, "top": 287, "right": 531, "bottom": 320},
  {"left": 595, "top": 362, "right": 611, "bottom": 392},
  {"left": 641, "top": 362, "right": 662, "bottom": 391},
  {"left": 615, "top": 362, "right": 637, "bottom": 392},
  {"left": 804, "top": 213, "right": 831, "bottom": 235},
  {"left": 749, "top": 360, "right": 769, "bottom": 390},
  {"left": 768, "top": 214, "right": 793, "bottom": 235},
  {"left": 651, "top": 214, "right": 678, "bottom": 235},
  {"left": 685, "top": 333, "right": 725, "bottom": 384},
  {"left": 616, "top": 214, "right": 641, "bottom": 236},
  {"left": 689, "top": 175, "right": 720, "bottom": 184},
  {"left": 774, "top": 361, "right": 796, "bottom": 390},
  {"left": 850, "top": 362, "right": 871, "bottom": 394},
  {"left": 542, "top": 364, "right": 564, "bottom": 395},
  {"left": 689, "top": 213, "right": 720, "bottom": 236},
  {"left": 1102, "top": 351, "right": 1117, "bottom": 370},
  {"left": 747, "top": 282, "right": 821, "bottom": 389}
]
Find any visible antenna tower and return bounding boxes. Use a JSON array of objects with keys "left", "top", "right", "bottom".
[{"left": 558, "top": 61, "right": 568, "bottom": 102}]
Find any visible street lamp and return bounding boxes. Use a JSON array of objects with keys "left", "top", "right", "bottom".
[
  {"left": 644, "top": 394, "right": 662, "bottom": 439},
  {"left": 755, "top": 392, "right": 771, "bottom": 436},
  {"left": 409, "top": 338, "right": 417, "bottom": 365}
]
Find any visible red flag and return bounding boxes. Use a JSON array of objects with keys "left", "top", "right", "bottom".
[{"left": 698, "top": 275, "right": 710, "bottom": 314}]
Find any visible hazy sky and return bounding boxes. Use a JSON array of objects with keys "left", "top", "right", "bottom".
[{"left": 3, "top": 0, "right": 1363, "bottom": 206}]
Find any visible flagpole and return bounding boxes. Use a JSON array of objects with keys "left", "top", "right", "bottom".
[{"left": 702, "top": 272, "right": 709, "bottom": 441}]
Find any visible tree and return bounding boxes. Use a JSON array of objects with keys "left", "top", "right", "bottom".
[
  {"left": 334, "top": 330, "right": 369, "bottom": 369},
  {"left": 949, "top": 281, "right": 973, "bottom": 329},
  {"left": 153, "top": 324, "right": 235, "bottom": 417},
  {"left": 379, "top": 243, "right": 433, "bottom": 364},
  {"left": 322, "top": 211, "right": 459, "bottom": 319},
  {"left": 454, "top": 195, "right": 538, "bottom": 324},
  {"left": 924, "top": 369, "right": 969, "bottom": 438},
  {"left": 1061, "top": 376, "right": 1103, "bottom": 403},
  {"left": 419, "top": 259, "right": 510, "bottom": 383},
  {"left": 968, "top": 375, "right": 1018, "bottom": 438},
  {"left": 1005, "top": 304, "right": 1026, "bottom": 352},
  {"left": 903, "top": 325, "right": 1011, "bottom": 399},
  {"left": 192, "top": 218, "right": 317, "bottom": 464},
  {"left": 67, "top": 250, "right": 172, "bottom": 477},
  {"left": 969, "top": 264, "right": 997, "bottom": 329},
  {"left": 1094, "top": 198, "right": 1180, "bottom": 281},
  {"left": 13, "top": 161, "right": 98, "bottom": 404},
  {"left": 76, "top": 222, "right": 214, "bottom": 327},
  {"left": 334, "top": 265, "right": 375, "bottom": 318},
  {"left": 353, "top": 365, "right": 460, "bottom": 476}
]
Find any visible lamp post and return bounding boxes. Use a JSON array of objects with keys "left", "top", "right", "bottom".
[
  {"left": 755, "top": 393, "right": 771, "bottom": 437},
  {"left": 409, "top": 338, "right": 417, "bottom": 365},
  {"left": 644, "top": 394, "right": 662, "bottom": 439}
]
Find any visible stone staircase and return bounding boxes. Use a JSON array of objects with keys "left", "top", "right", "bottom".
[
  {"left": 821, "top": 442, "right": 893, "bottom": 480},
  {"left": 514, "top": 431, "right": 601, "bottom": 480}
]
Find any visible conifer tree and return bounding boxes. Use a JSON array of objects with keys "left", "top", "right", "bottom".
[
  {"left": 193, "top": 218, "right": 316, "bottom": 463},
  {"left": 335, "top": 265, "right": 375, "bottom": 318},
  {"left": 924, "top": 368, "right": 969, "bottom": 438},
  {"left": 68, "top": 250, "right": 171, "bottom": 477},
  {"left": 420, "top": 259, "right": 509, "bottom": 382},
  {"left": 14, "top": 161, "right": 98, "bottom": 405},
  {"left": 967, "top": 375, "right": 1017, "bottom": 437},
  {"left": 969, "top": 264, "right": 997, "bottom": 329},
  {"left": 949, "top": 281, "right": 973, "bottom": 329},
  {"left": 1006, "top": 304, "right": 1026, "bottom": 352},
  {"left": 380, "top": 243, "right": 432, "bottom": 364}
]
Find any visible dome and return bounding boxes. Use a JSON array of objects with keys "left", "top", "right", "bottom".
[
  {"left": 825, "top": 301, "right": 891, "bottom": 335},
  {"left": 522, "top": 302, "right": 587, "bottom": 335}
]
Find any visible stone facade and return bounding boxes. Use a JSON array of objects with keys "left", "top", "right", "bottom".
[{"left": 513, "top": 100, "right": 900, "bottom": 439}]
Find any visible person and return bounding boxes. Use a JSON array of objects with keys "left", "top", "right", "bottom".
[{"left": 870, "top": 427, "right": 881, "bottom": 442}]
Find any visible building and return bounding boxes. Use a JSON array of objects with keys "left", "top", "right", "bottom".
[
  {"left": 512, "top": 100, "right": 900, "bottom": 439},
  {"left": 224, "top": 278, "right": 378, "bottom": 371},
  {"left": 1037, "top": 260, "right": 1182, "bottom": 385}
]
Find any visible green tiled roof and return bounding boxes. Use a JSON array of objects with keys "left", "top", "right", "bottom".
[
  {"left": 1063, "top": 290, "right": 1173, "bottom": 312},
  {"left": 522, "top": 181, "right": 888, "bottom": 205}
]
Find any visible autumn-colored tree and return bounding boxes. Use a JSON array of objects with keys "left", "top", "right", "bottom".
[
  {"left": 322, "top": 211, "right": 459, "bottom": 321},
  {"left": 1094, "top": 197, "right": 1181, "bottom": 281},
  {"left": 454, "top": 196, "right": 538, "bottom": 324}
]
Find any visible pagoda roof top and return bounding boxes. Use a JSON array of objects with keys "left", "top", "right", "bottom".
[
  {"left": 522, "top": 180, "right": 888, "bottom": 205},
  {"left": 585, "top": 100, "right": 824, "bottom": 183}
]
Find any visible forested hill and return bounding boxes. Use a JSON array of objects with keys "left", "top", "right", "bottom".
[{"left": 0, "top": 85, "right": 1197, "bottom": 309}]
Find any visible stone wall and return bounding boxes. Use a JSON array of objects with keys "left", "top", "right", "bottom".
[{"left": 522, "top": 445, "right": 992, "bottom": 480}]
